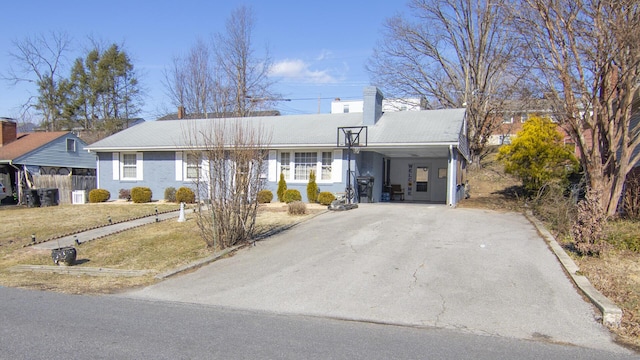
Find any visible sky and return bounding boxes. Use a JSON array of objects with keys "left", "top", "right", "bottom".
[{"left": 0, "top": 0, "right": 409, "bottom": 122}]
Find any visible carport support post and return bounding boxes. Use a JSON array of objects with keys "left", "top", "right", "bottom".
[{"left": 346, "top": 130, "right": 353, "bottom": 204}]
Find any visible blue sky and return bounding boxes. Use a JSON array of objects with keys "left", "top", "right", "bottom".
[{"left": 0, "top": 0, "right": 408, "bottom": 121}]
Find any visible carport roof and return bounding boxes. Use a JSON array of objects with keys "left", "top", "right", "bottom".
[{"left": 86, "top": 108, "right": 467, "bottom": 152}]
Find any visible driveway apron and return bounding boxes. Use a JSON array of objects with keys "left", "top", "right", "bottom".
[{"left": 125, "top": 204, "right": 625, "bottom": 353}]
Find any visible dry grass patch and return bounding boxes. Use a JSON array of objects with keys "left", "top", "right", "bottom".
[
  {"left": 576, "top": 250, "right": 640, "bottom": 350},
  {"left": 0, "top": 202, "right": 179, "bottom": 251}
]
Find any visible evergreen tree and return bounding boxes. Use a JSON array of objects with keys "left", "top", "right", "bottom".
[
  {"left": 277, "top": 172, "right": 287, "bottom": 202},
  {"left": 497, "top": 116, "right": 578, "bottom": 194},
  {"left": 307, "top": 170, "right": 318, "bottom": 203}
]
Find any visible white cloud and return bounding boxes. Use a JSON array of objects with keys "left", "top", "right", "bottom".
[{"left": 270, "top": 59, "right": 337, "bottom": 84}]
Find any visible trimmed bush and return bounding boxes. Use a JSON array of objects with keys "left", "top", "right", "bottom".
[
  {"left": 277, "top": 173, "right": 287, "bottom": 202},
  {"left": 307, "top": 170, "right": 318, "bottom": 203},
  {"left": 164, "top": 187, "right": 177, "bottom": 202},
  {"left": 131, "top": 187, "right": 152, "bottom": 203},
  {"left": 89, "top": 189, "right": 110, "bottom": 203},
  {"left": 317, "top": 192, "right": 336, "bottom": 206},
  {"left": 257, "top": 189, "right": 273, "bottom": 204},
  {"left": 283, "top": 189, "right": 302, "bottom": 203},
  {"left": 175, "top": 186, "right": 196, "bottom": 203},
  {"left": 287, "top": 201, "right": 307, "bottom": 215},
  {"left": 118, "top": 188, "right": 131, "bottom": 200}
]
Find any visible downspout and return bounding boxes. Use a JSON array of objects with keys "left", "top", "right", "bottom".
[{"left": 448, "top": 145, "right": 455, "bottom": 207}]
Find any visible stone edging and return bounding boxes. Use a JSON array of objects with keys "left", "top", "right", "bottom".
[
  {"left": 9, "top": 265, "right": 152, "bottom": 277},
  {"left": 524, "top": 211, "right": 623, "bottom": 327}
]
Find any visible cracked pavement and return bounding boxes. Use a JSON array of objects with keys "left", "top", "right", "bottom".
[{"left": 125, "top": 204, "right": 628, "bottom": 354}]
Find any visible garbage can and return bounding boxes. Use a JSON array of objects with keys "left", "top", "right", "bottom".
[
  {"left": 26, "top": 189, "right": 41, "bottom": 207},
  {"left": 38, "top": 188, "right": 59, "bottom": 207},
  {"left": 356, "top": 176, "right": 374, "bottom": 203}
]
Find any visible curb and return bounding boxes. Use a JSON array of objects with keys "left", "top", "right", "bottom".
[
  {"left": 155, "top": 245, "right": 243, "bottom": 279},
  {"left": 525, "top": 211, "right": 623, "bottom": 328}
]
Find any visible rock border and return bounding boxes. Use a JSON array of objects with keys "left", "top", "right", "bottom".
[{"left": 525, "top": 211, "right": 622, "bottom": 327}]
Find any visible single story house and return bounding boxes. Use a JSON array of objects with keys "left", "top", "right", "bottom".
[
  {"left": 86, "top": 87, "right": 469, "bottom": 206},
  {"left": 0, "top": 119, "right": 97, "bottom": 204}
]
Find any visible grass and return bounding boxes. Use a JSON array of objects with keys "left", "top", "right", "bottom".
[
  {"left": 0, "top": 201, "right": 325, "bottom": 294},
  {"left": 461, "top": 158, "right": 640, "bottom": 351}
]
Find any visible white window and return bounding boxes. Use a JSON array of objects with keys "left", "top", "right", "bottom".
[
  {"left": 185, "top": 153, "right": 201, "bottom": 180},
  {"left": 120, "top": 153, "right": 142, "bottom": 180},
  {"left": 294, "top": 152, "right": 317, "bottom": 180},
  {"left": 277, "top": 150, "right": 339, "bottom": 182},
  {"left": 502, "top": 116, "right": 513, "bottom": 124},
  {"left": 122, "top": 154, "right": 137, "bottom": 179},
  {"left": 343, "top": 104, "right": 349, "bottom": 113},
  {"left": 280, "top": 152, "right": 290, "bottom": 179},
  {"left": 321, "top": 152, "right": 332, "bottom": 180}
]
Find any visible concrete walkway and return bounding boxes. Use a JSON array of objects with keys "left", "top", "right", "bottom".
[
  {"left": 125, "top": 204, "right": 632, "bottom": 354},
  {"left": 32, "top": 210, "right": 181, "bottom": 250}
]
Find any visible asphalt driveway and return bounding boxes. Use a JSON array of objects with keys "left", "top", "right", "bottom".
[{"left": 126, "top": 204, "right": 626, "bottom": 353}]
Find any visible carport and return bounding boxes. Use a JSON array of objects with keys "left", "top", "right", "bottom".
[{"left": 355, "top": 142, "right": 468, "bottom": 205}]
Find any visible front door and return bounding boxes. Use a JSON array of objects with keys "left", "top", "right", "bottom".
[{"left": 412, "top": 164, "right": 430, "bottom": 201}]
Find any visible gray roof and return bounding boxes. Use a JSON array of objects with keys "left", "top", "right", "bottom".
[{"left": 86, "top": 108, "right": 467, "bottom": 152}]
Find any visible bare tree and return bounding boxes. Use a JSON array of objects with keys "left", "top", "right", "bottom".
[
  {"left": 164, "top": 39, "right": 223, "bottom": 117},
  {"left": 368, "top": 0, "right": 522, "bottom": 166},
  {"left": 214, "top": 5, "right": 276, "bottom": 117},
  {"left": 183, "top": 119, "right": 271, "bottom": 249},
  {"left": 164, "top": 6, "right": 274, "bottom": 119},
  {"left": 512, "top": 0, "right": 640, "bottom": 218},
  {"left": 4, "top": 32, "right": 72, "bottom": 130}
]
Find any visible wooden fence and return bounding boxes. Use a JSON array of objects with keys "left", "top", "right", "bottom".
[{"left": 32, "top": 175, "right": 97, "bottom": 205}]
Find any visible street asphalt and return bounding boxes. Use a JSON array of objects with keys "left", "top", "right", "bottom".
[{"left": 124, "top": 203, "right": 633, "bottom": 355}]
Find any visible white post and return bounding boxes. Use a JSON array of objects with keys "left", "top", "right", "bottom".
[{"left": 178, "top": 202, "right": 186, "bottom": 222}]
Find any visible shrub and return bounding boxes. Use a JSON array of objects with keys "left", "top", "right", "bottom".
[
  {"left": 164, "top": 187, "right": 177, "bottom": 202},
  {"left": 118, "top": 188, "right": 131, "bottom": 200},
  {"left": 497, "top": 116, "right": 578, "bottom": 195},
  {"left": 131, "top": 187, "right": 152, "bottom": 203},
  {"left": 317, "top": 192, "right": 336, "bottom": 206},
  {"left": 283, "top": 189, "right": 302, "bottom": 203},
  {"left": 307, "top": 170, "right": 319, "bottom": 203},
  {"left": 89, "top": 189, "right": 110, "bottom": 203},
  {"left": 257, "top": 189, "right": 273, "bottom": 203},
  {"left": 277, "top": 173, "right": 287, "bottom": 202},
  {"left": 287, "top": 201, "right": 307, "bottom": 215},
  {"left": 572, "top": 187, "right": 608, "bottom": 256},
  {"left": 175, "top": 187, "right": 196, "bottom": 203}
]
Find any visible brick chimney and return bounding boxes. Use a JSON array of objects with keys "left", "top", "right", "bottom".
[
  {"left": 0, "top": 119, "right": 17, "bottom": 146},
  {"left": 177, "top": 106, "right": 185, "bottom": 120},
  {"left": 363, "top": 86, "right": 383, "bottom": 126}
]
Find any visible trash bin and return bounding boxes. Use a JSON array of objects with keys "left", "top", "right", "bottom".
[
  {"left": 26, "top": 189, "right": 40, "bottom": 207},
  {"left": 356, "top": 176, "right": 374, "bottom": 203},
  {"left": 38, "top": 188, "right": 59, "bottom": 207}
]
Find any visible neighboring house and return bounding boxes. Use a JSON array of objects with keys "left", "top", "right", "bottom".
[
  {"left": 158, "top": 107, "right": 281, "bottom": 120},
  {"left": 331, "top": 97, "right": 425, "bottom": 114},
  {"left": 0, "top": 119, "right": 97, "bottom": 204},
  {"left": 86, "top": 87, "right": 469, "bottom": 206}
]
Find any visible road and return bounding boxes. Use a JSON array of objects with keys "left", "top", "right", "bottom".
[{"left": 1, "top": 287, "right": 637, "bottom": 359}]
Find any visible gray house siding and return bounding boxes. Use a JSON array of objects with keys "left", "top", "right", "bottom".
[
  {"left": 260, "top": 148, "right": 348, "bottom": 203},
  {"left": 17, "top": 134, "right": 95, "bottom": 169},
  {"left": 98, "top": 151, "right": 197, "bottom": 201}
]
